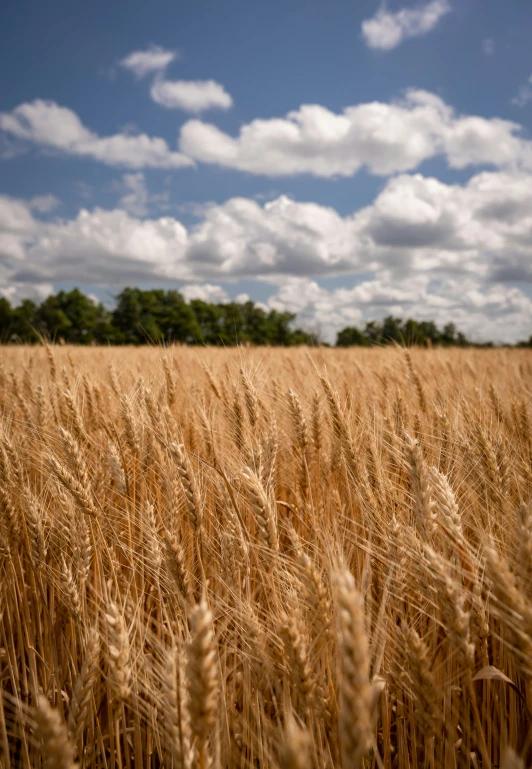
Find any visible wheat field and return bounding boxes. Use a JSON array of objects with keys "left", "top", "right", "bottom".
[{"left": 1, "top": 345, "right": 532, "bottom": 769}]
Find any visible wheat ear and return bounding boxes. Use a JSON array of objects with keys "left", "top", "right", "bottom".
[
  {"left": 68, "top": 628, "right": 100, "bottom": 750},
  {"left": 335, "top": 569, "right": 373, "bottom": 766},
  {"left": 187, "top": 597, "right": 218, "bottom": 761},
  {"left": 34, "top": 695, "right": 78, "bottom": 769}
]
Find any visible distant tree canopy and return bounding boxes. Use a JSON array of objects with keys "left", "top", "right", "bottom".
[
  {"left": 0, "top": 288, "right": 319, "bottom": 346},
  {"left": 336, "top": 316, "right": 485, "bottom": 348},
  {"left": 0, "top": 289, "right": 521, "bottom": 347}
]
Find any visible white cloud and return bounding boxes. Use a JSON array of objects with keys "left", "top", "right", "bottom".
[
  {"left": 512, "top": 74, "right": 532, "bottom": 108},
  {"left": 119, "top": 44, "right": 177, "bottom": 78},
  {"left": 179, "top": 90, "right": 532, "bottom": 178},
  {"left": 4, "top": 168, "right": 532, "bottom": 342},
  {"left": 25, "top": 207, "right": 190, "bottom": 285},
  {"left": 150, "top": 77, "right": 233, "bottom": 112},
  {"left": 482, "top": 38, "right": 495, "bottom": 56},
  {"left": 361, "top": 0, "right": 450, "bottom": 51},
  {"left": 0, "top": 100, "right": 193, "bottom": 169},
  {"left": 353, "top": 170, "right": 532, "bottom": 282},
  {"left": 185, "top": 195, "right": 360, "bottom": 277},
  {"left": 180, "top": 283, "right": 230, "bottom": 303}
]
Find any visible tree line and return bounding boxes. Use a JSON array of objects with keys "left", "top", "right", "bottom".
[
  {"left": 0, "top": 287, "right": 530, "bottom": 347},
  {"left": 338, "top": 317, "right": 477, "bottom": 347},
  {"left": 0, "top": 288, "right": 318, "bottom": 346}
]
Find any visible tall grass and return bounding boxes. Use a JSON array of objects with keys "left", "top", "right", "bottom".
[{"left": 1, "top": 344, "right": 532, "bottom": 768}]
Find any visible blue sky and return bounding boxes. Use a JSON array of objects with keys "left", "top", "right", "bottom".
[{"left": 1, "top": 0, "right": 532, "bottom": 341}]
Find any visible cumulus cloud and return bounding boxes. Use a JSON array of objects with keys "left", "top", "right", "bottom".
[
  {"left": 150, "top": 77, "right": 233, "bottom": 112},
  {"left": 0, "top": 100, "right": 193, "bottom": 169},
  {"left": 4, "top": 168, "right": 532, "bottom": 341},
  {"left": 22, "top": 207, "right": 190, "bottom": 285},
  {"left": 185, "top": 195, "right": 360, "bottom": 277},
  {"left": 119, "top": 44, "right": 177, "bottom": 78},
  {"left": 5, "top": 170, "right": 532, "bottom": 286},
  {"left": 512, "top": 74, "right": 532, "bottom": 108},
  {"left": 186, "top": 169, "right": 532, "bottom": 287},
  {"left": 361, "top": 0, "right": 450, "bottom": 51},
  {"left": 179, "top": 90, "right": 532, "bottom": 177}
]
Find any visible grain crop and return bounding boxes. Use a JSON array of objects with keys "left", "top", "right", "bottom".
[{"left": 1, "top": 344, "right": 532, "bottom": 767}]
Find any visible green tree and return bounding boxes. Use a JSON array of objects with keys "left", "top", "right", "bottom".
[
  {"left": 336, "top": 317, "right": 474, "bottom": 348},
  {"left": 11, "top": 299, "right": 40, "bottom": 342},
  {"left": 265, "top": 309, "right": 304, "bottom": 345},
  {"left": 216, "top": 303, "right": 247, "bottom": 346},
  {"left": 111, "top": 288, "right": 161, "bottom": 344},
  {"left": 441, "top": 322, "right": 457, "bottom": 346},
  {"left": 112, "top": 288, "right": 202, "bottom": 344},
  {"left": 336, "top": 326, "right": 369, "bottom": 347},
  {"left": 380, "top": 316, "right": 404, "bottom": 344},
  {"left": 154, "top": 290, "right": 203, "bottom": 343},
  {"left": 0, "top": 297, "right": 13, "bottom": 342},
  {"left": 189, "top": 300, "right": 224, "bottom": 345},
  {"left": 363, "top": 320, "right": 383, "bottom": 345},
  {"left": 37, "top": 289, "right": 116, "bottom": 344}
]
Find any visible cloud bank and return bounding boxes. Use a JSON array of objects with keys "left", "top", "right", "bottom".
[
  {"left": 2, "top": 167, "right": 532, "bottom": 342},
  {"left": 179, "top": 90, "right": 532, "bottom": 177},
  {"left": 3, "top": 90, "right": 531, "bottom": 176}
]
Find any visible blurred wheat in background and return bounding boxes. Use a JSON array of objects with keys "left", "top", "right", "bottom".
[{"left": 1, "top": 344, "right": 532, "bottom": 768}]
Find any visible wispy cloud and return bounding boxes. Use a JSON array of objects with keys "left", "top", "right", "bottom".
[
  {"left": 150, "top": 77, "right": 233, "bottom": 112},
  {"left": 482, "top": 37, "right": 495, "bottom": 56},
  {"left": 361, "top": 0, "right": 451, "bottom": 51},
  {"left": 116, "top": 172, "right": 171, "bottom": 215},
  {"left": 512, "top": 74, "right": 532, "bottom": 108},
  {"left": 119, "top": 44, "right": 177, "bottom": 78},
  {"left": 117, "top": 173, "right": 149, "bottom": 216},
  {"left": 28, "top": 194, "right": 61, "bottom": 213}
]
